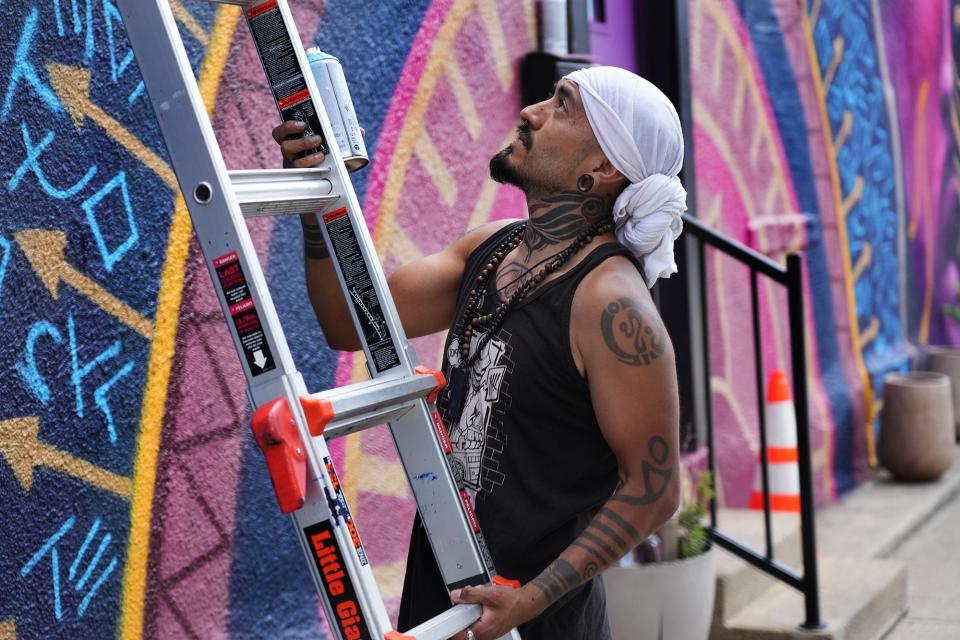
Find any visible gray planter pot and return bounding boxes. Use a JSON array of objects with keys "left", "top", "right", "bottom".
[
  {"left": 878, "top": 371, "right": 955, "bottom": 481},
  {"left": 605, "top": 545, "right": 716, "bottom": 640},
  {"left": 926, "top": 345, "right": 960, "bottom": 439}
]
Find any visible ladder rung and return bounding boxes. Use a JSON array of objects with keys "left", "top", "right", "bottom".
[
  {"left": 386, "top": 604, "right": 482, "bottom": 640},
  {"left": 300, "top": 371, "right": 442, "bottom": 439},
  {"left": 229, "top": 168, "right": 340, "bottom": 218}
]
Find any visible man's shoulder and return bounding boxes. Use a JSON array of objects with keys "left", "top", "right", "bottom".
[
  {"left": 453, "top": 217, "right": 524, "bottom": 258},
  {"left": 574, "top": 253, "right": 652, "bottom": 309}
]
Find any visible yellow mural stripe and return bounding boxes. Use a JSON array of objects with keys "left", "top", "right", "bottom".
[
  {"left": 851, "top": 242, "right": 873, "bottom": 282},
  {"left": 913, "top": 81, "right": 934, "bottom": 344},
  {"left": 710, "top": 30, "right": 725, "bottom": 92},
  {"left": 477, "top": 0, "right": 513, "bottom": 91},
  {"left": 374, "top": 0, "right": 476, "bottom": 246},
  {"left": 415, "top": 127, "right": 459, "bottom": 207},
  {"left": 0, "top": 417, "right": 132, "bottom": 497},
  {"left": 388, "top": 226, "right": 426, "bottom": 264},
  {"left": 840, "top": 176, "right": 864, "bottom": 219},
  {"left": 703, "top": 191, "right": 723, "bottom": 226},
  {"left": 748, "top": 124, "right": 763, "bottom": 168},
  {"left": 858, "top": 317, "right": 880, "bottom": 350},
  {"left": 732, "top": 74, "right": 747, "bottom": 130},
  {"left": 800, "top": 9, "right": 877, "bottom": 466},
  {"left": 170, "top": 0, "right": 210, "bottom": 46},
  {"left": 355, "top": 455, "right": 411, "bottom": 499},
  {"left": 119, "top": 7, "right": 241, "bottom": 640},
  {"left": 834, "top": 110, "right": 853, "bottom": 151},
  {"left": 47, "top": 64, "right": 178, "bottom": 191},
  {"left": 15, "top": 229, "right": 155, "bottom": 339},
  {"left": 823, "top": 37, "right": 844, "bottom": 92},
  {"left": 522, "top": 0, "right": 537, "bottom": 49},
  {"left": 810, "top": 0, "right": 823, "bottom": 27},
  {"left": 372, "top": 559, "right": 407, "bottom": 602},
  {"left": 762, "top": 180, "right": 780, "bottom": 216},
  {"left": 444, "top": 57, "right": 482, "bottom": 140}
]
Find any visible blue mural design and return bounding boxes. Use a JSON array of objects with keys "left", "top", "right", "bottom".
[
  {"left": 0, "top": 1, "right": 215, "bottom": 636},
  {"left": 809, "top": 1, "right": 908, "bottom": 399}
]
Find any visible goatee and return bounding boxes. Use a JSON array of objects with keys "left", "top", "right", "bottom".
[{"left": 489, "top": 146, "right": 525, "bottom": 189}]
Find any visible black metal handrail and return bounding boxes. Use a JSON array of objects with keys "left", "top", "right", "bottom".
[{"left": 681, "top": 213, "right": 823, "bottom": 630}]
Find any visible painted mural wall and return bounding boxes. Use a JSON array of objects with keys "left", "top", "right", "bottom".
[
  {"left": 0, "top": 0, "right": 532, "bottom": 637},
  {"left": 686, "top": 0, "right": 960, "bottom": 507},
  {"left": 2, "top": 0, "right": 958, "bottom": 638}
]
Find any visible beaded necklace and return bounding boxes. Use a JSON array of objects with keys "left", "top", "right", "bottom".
[{"left": 443, "top": 217, "right": 615, "bottom": 421}]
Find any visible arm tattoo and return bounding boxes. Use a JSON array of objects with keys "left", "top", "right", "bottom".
[
  {"left": 531, "top": 559, "right": 583, "bottom": 605},
  {"left": 579, "top": 529, "right": 620, "bottom": 562},
  {"left": 302, "top": 223, "right": 330, "bottom": 260},
  {"left": 600, "top": 297, "right": 666, "bottom": 366},
  {"left": 524, "top": 192, "right": 609, "bottom": 257},
  {"left": 530, "top": 437, "right": 674, "bottom": 605},
  {"left": 609, "top": 435, "right": 673, "bottom": 506},
  {"left": 598, "top": 507, "right": 641, "bottom": 540},
  {"left": 571, "top": 540, "right": 608, "bottom": 565},
  {"left": 582, "top": 560, "right": 600, "bottom": 580}
]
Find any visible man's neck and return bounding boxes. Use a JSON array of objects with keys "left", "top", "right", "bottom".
[{"left": 521, "top": 190, "right": 611, "bottom": 262}]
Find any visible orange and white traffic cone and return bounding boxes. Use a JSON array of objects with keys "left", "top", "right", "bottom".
[{"left": 749, "top": 370, "right": 801, "bottom": 512}]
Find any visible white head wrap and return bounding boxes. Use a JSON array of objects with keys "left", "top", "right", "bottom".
[{"left": 565, "top": 66, "right": 687, "bottom": 287}]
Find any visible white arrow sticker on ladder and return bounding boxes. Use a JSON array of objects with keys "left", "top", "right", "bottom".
[{"left": 253, "top": 350, "right": 268, "bottom": 368}]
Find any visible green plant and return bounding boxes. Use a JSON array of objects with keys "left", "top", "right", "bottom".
[
  {"left": 945, "top": 282, "right": 960, "bottom": 323},
  {"left": 677, "top": 470, "right": 714, "bottom": 559}
]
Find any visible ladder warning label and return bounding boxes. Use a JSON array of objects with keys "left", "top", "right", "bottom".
[
  {"left": 246, "top": 0, "right": 329, "bottom": 157},
  {"left": 324, "top": 457, "right": 369, "bottom": 566},
  {"left": 303, "top": 520, "right": 372, "bottom": 640},
  {"left": 323, "top": 208, "right": 401, "bottom": 373},
  {"left": 214, "top": 251, "right": 276, "bottom": 376}
]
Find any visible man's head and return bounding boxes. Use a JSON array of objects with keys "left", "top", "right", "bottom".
[
  {"left": 489, "top": 78, "right": 625, "bottom": 201},
  {"left": 491, "top": 66, "right": 688, "bottom": 287}
]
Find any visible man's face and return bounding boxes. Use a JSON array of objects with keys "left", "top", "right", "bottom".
[{"left": 489, "top": 80, "right": 598, "bottom": 196}]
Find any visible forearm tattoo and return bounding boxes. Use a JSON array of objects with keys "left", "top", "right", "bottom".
[
  {"left": 529, "top": 434, "right": 674, "bottom": 607},
  {"left": 600, "top": 297, "right": 666, "bottom": 366},
  {"left": 530, "top": 559, "right": 583, "bottom": 603},
  {"left": 302, "top": 223, "right": 330, "bottom": 260}
]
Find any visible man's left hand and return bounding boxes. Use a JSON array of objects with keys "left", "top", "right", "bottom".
[{"left": 449, "top": 584, "right": 540, "bottom": 640}]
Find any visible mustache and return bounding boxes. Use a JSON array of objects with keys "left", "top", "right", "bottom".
[{"left": 517, "top": 120, "right": 532, "bottom": 149}]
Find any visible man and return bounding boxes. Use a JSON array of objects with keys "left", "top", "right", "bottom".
[{"left": 272, "top": 66, "right": 686, "bottom": 640}]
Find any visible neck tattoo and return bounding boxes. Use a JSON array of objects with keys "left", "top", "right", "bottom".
[{"left": 523, "top": 192, "right": 609, "bottom": 258}]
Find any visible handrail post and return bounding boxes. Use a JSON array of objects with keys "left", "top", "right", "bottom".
[{"left": 786, "top": 253, "right": 824, "bottom": 630}]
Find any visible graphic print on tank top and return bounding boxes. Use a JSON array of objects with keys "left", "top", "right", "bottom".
[{"left": 445, "top": 328, "right": 515, "bottom": 502}]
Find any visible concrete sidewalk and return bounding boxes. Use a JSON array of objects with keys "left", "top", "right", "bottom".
[{"left": 882, "top": 491, "right": 960, "bottom": 639}]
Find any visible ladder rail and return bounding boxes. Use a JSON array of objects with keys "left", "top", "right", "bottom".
[{"left": 116, "top": 1, "right": 392, "bottom": 637}]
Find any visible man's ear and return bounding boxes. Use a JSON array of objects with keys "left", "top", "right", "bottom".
[{"left": 591, "top": 156, "right": 625, "bottom": 186}]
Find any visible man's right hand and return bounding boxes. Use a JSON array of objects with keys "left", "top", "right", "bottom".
[{"left": 271, "top": 120, "right": 326, "bottom": 168}]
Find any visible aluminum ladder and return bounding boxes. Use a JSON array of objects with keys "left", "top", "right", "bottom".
[{"left": 115, "top": 1, "right": 522, "bottom": 638}]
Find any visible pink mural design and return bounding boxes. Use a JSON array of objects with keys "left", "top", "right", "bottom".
[{"left": 142, "top": 3, "right": 327, "bottom": 637}]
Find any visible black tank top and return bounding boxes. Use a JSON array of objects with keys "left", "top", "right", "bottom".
[{"left": 399, "top": 221, "right": 646, "bottom": 639}]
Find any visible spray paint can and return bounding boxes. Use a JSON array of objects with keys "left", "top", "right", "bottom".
[{"left": 306, "top": 48, "right": 368, "bottom": 172}]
